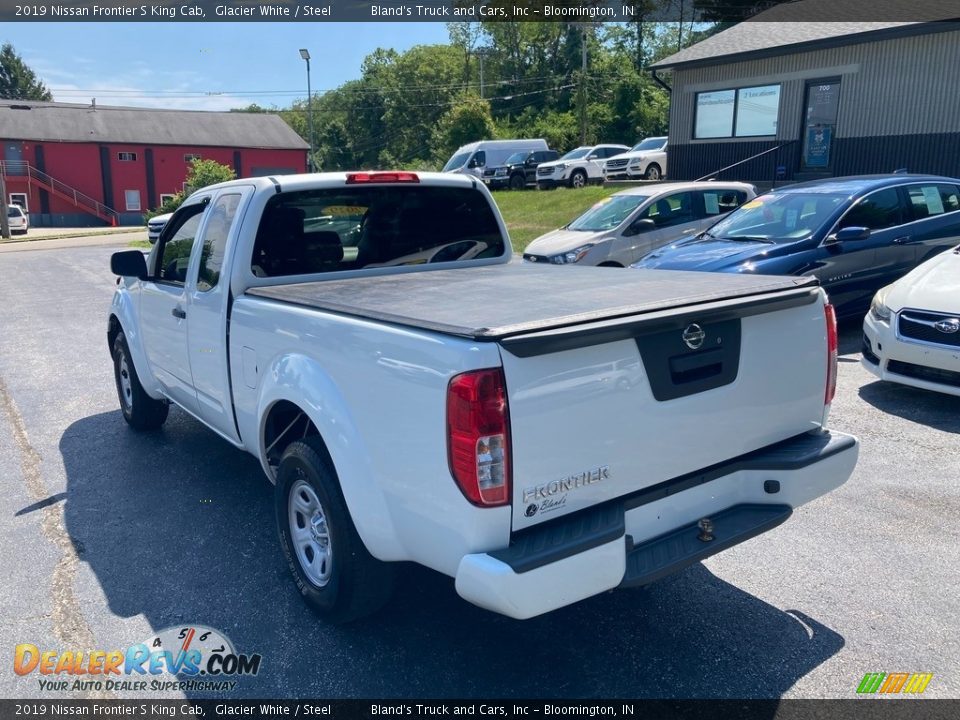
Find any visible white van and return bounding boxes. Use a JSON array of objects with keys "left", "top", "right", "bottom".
[{"left": 442, "top": 139, "right": 548, "bottom": 179}]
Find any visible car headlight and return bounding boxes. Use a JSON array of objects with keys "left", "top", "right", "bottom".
[
  {"left": 550, "top": 244, "right": 595, "bottom": 264},
  {"left": 870, "top": 290, "right": 892, "bottom": 323},
  {"left": 495, "top": 168, "right": 508, "bottom": 176},
  {"left": 554, "top": 163, "right": 567, "bottom": 171}
]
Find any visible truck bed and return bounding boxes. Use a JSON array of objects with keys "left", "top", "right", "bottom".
[{"left": 246, "top": 265, "right": 819, "bottom": 345}]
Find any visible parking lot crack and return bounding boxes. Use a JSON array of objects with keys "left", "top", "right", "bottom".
[{"left": 0, "top": 374, "right": 113, "bottom": 699}]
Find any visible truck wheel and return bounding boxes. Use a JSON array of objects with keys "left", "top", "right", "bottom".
[
  {"left": 509, "top": 173, "right": 526, "bottom": 190},
  {"left": 112, "top": 332, "right": 169, "bottom": 431},
  {"left": 275, "top": 436, "right": 395, "bottom": 623},
  {"left": 645, "top": 164, "right": 662, "bottom": 181},
  {"left": 569, "top": 170, "right": 587, "bottom": 189}
]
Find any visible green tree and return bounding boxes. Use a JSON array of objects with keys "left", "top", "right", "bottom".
[
  {"left": 0, "top": 43, "right": 52, "bottom": 101},
  {"left": 185, "top": 157, "right": 236, "bottom": 193},
  {"left": 434, "top": 95, "right": 496, "bottom": 160},
  {"left": 146, "top": 158, "right": 236, "bottom": 218}
]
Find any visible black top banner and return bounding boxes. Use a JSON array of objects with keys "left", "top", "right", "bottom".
[{"left": 2, "top": 0, "right": 958, "bottom": 22}]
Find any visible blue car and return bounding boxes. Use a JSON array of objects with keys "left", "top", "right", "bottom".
[{"left": 633, "top": 174, "right": 960, "bottom": 317}]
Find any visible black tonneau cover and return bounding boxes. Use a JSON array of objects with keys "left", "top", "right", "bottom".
[{"left": 246, "top": 265, "right": 820, "bottom": 351}]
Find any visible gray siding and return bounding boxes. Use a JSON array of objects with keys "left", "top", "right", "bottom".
[{"left": 668, "top": 28, "right": 960, "bottom": 142}]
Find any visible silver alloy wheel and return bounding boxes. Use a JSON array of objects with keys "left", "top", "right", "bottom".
[
  {"left": 646, "top": 165, "right": 661, "bottom": 181},
  {"left": 288, "top": 477, "right": 333, "bottom": 587},
  {"left": 118, "top": 351, "right": 133, "bottom": 410},
  {"left": 572, "top": 172, "right": 586, "bottom": 188}
]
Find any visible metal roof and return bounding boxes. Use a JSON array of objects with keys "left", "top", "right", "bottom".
[
  {"left": 649, "top": 1, "right": 960, "bottom": 71},
  {"left": 0, "top": 100, "right": 309, "bottom": 149}
]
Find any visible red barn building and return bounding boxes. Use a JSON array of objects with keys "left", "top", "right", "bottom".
[{"left": 0, "top": 100, "right": 308, "bottom": 227}]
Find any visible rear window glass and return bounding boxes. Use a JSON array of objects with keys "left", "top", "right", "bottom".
[
  {"left": 252, "top": 185, "right": 504, "bottom": 277},
  {"left": 906, "top": 184, "right": 960, "bottom": 219},
  {"left": 8, "top": 206, "right": 23, "bottom": 217}
]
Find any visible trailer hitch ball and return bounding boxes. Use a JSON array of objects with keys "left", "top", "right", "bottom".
[{"left": 697, "top": 517, "right": 715, "bottom": 542}]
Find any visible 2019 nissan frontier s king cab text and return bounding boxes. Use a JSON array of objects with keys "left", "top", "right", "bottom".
[{"left": 107, "top": 171, "right": 858, "bottom": 623}]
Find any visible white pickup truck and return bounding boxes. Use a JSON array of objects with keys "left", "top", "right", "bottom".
[{"left": 108, "top": 171, "right": 858, "bottom": 623}]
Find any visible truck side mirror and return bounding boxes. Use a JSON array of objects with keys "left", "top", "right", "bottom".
[
  {"left": 624, "top": 218, "right": 656, "bottom": 236},
  {"left": 111, "top": 250, "right": 148, "bottom": 280}
]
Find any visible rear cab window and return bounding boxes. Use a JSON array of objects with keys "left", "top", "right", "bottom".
[{"left": 251, "top": 184, "right": 505, "bottom": 277}]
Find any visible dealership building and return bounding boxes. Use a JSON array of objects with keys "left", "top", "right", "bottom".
[
  {"left": 651, "top": 21, "right": 960, "bottom": 183},
  {"left": 0, "top": 100, "right": 308, "bottom": 226}
]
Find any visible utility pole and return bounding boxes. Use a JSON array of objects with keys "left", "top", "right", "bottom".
[
  {"left": 579, "top": 24, "right": 588, "bottom": 145},
  {"left": 0, "top": 166, "right": 9, "bottom": 240},
  {"left": 474, "top": 47, "right": 493, "bottom": 99},
  {"left": 299, "top": 49, "right": 315, "bottom": 173}
]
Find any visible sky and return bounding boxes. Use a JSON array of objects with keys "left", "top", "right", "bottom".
[{"left": 10, "top": 23, "right": 450, "bottom": 111}]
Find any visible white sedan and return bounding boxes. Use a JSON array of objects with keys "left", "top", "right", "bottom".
[
  {"left": 862, "top": 246, "right": 960, "bottom": 396},
  {"left": 147, "top": 212, "right": 172, "bottom": 243}
]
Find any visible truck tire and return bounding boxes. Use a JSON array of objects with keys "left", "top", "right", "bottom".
[
  {"left": 509, "top": 173, "right": 526, "bottom": 190},
  {"left": 645, "top": 163, "right": 662, "bottom": 181},
  {"left": 112, "top": 331, "right": 169, "bottom": 431},
  {"left": 275, "top": 436, "right": 395, "bottom": 623},
  {"left": 569, "top": 170, "right": 587, "bottom": 189}
]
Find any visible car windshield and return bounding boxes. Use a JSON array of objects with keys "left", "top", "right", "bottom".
[
  {"left": 442, "top": 152, "right": 471, "bottom": 172},
  {"left": 706, "top": 192, "right": 848, "bottom": 243},
  {"left": 568, "top": 194, "right": 651, "bottom": 232},
  {"left": 504, "top": 152, "right": 527, "bottom": 165},
  {"left": 561, "top": 148, "right": 590, "bottom": 161},
  {"left": 630, "top": 138, "right": 666, "bottom": 152}
]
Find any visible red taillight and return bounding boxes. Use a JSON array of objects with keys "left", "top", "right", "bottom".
[
  {"left": 346, "top": 171, "right": 420, "bottom": 184},
  {"left": 446, "top": 368, "right": 511, "bottom": 507},
  {"left": 825, "top": 303, "right": 838, "bottom": 405}
]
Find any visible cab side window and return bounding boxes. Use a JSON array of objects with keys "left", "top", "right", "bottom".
[
  {"left": 841, "top": 188, "right": 904, "bottom": 231},
  {"left": 153, "top": 203, "right": 208, "bottom": 284},
  {"left": 196, "top": 193, "right": 241, "bottom": 292}
]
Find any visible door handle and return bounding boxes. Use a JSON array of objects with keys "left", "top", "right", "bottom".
[
  {"left": 892, "top": 236, "right": 911, "bottom": 245},
  {"left": 171, "top": 307, "right": 186, "bottom": 319}
]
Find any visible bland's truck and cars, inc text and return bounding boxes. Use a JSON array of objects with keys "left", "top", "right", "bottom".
[{"left": 108, "top": 171, "right": 858, "bottom": 623}]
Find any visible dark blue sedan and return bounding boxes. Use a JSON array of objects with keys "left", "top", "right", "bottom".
[{"left": 633, "top": 174, "right": 960, "bottom": 317}]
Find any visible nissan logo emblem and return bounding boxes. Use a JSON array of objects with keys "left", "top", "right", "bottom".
[
  {"left": 682, "top": 323, "right": 706, "bottom": 350},
  {"left": 934, "top": 318, "right": 960, "bottom": 334}
]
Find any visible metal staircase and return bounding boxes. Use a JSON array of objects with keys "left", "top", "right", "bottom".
[{"left": 0, "top": 161, "right": 120, "bottom": 225}]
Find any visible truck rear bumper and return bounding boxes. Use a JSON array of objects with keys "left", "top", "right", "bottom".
[{"left": 455, "top": 430, "right": 858, "bottom": 619}]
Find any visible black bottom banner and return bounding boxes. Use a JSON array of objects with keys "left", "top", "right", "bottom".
[{"left": 2, "top": 700, "right": 958, "bottom": 720}]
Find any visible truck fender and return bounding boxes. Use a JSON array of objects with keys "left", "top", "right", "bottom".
[
  {"left": 256, "top": 353, "right": 403, "bottom": 562},
  {"left": 108, "top": 290, "right": 164, "bottom": 399}
]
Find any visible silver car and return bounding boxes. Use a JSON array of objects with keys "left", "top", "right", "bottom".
[{"left": 522, "top": 182, "right": 757, "bottom": 267}]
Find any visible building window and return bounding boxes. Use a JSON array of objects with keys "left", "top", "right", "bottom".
[
  {"left": 184, "top": 153, "right": 201, "bottom": 162},
  {"left": 117, "top": 152, "right": 138, "bottom": 162},
  {"left": 694, "top": 85, "right": 781, "bottom": 139},
  {"left": 125, "top": 190, "right": 142, "bottom": 211},
  {"left": 159, "top": 193, "right": 176, "bottom": 204}
]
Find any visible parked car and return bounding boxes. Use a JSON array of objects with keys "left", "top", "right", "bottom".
[
  {"left": 523, "top": 182, "right": 756, "bottom": 267},
  {"left": 442, "top": 139, "right": 549, "bottom": 180},
  {"left": 536, "top": 144, "right": 630, "bottom": 189},
  {"left": 107, "top": 170, "right": 857, "bottom": 622},
  {"left": 603, "top": 136, "right": 668, "bottom": 181},
  {"left": 7, "top": 205, "right": 28, "bottom": 234},
  {"left": 483, "top": 149, "right": 559, "bottom": 190},
  {"left": 634, "top": 174, "right": 960, "bottom": 317},
  {"left": 862, "top": 245, "right": 960, "bottom": 396},
  {"left": 147, "top": 212, "right": 172, "bottom": 243}
]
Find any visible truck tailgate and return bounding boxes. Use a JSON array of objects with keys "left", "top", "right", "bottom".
[{"left": 500, "top": 285, "right": 829, "bottom": 530}]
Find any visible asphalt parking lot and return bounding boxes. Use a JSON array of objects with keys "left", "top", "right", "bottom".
[{"left": 1, "top": 239, "right": 958, "bottom": 701}]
